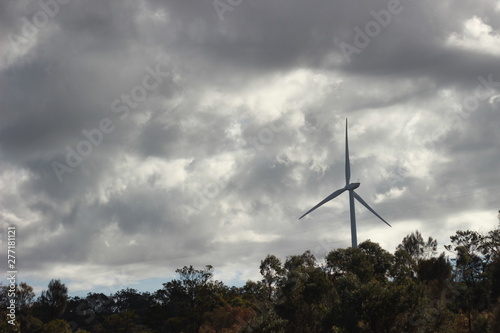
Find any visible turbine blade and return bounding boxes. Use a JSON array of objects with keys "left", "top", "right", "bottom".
[
  {"left": 299, "top": 188, "right": 347, "bottom": 219},
  {"left": 345, "top": 118, "right": 351, "bottom": 185},
  {"left": 353, "top": 192, "right": 392, "bottom": 227}
]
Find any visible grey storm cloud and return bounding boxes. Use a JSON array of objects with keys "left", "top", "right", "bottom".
[{"left": 0, "top": 0, "right": 499, "bottom": 292}]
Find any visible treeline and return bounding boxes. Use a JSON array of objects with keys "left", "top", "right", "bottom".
[{"left": 1, "top": 226, "right": 500, "bottom": 333}]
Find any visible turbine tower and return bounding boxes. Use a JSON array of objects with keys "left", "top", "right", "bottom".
[{"left": 299, "top": 118, "right": 391, "bottom": 248}]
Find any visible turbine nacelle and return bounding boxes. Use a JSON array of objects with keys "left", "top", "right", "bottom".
[{"left": 345, "top": 183, "right": 360, "bottom": 190}]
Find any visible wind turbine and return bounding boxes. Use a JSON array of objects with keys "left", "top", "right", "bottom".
[{"left": 299, "top": 119, "right": 391, "bottom": 248}]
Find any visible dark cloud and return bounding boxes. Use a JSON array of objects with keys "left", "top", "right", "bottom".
[{"left": 0, "top": 0, "right": 499, "bottom": 292}]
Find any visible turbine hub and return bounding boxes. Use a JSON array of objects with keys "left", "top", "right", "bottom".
[{"left": 345, "top": 182, "right": 360, "bottom": 190}]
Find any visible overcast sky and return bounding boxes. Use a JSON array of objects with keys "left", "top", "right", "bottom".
[{"left": 1, "top": 0, "right": 499, "bottom": 296}]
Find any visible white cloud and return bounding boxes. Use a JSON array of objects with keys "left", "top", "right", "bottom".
[{"left": 447, "top": 16, "right": 500, "bottom": 55}]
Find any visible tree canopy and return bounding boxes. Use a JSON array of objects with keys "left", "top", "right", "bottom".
[{"left": 1, "top": 223, "right": 499, "bottom": 333}]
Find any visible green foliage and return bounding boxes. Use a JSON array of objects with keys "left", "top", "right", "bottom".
[
  {"left": 155, "top": 265, "right": 226, "bottom": 332},
  {"left": 326, "top": 240, "right": 393, "bottom": 284},
  {"left": 359, "top": 240, "right": 394, "bottom": 281},
  {"left": 327, "top": 247, "right": 375, "bottom": 283},
  {"left": 38, "top": 279, "right": 68, "bottom": 321},
  {"left": 242, "top": 280, "right": 268, "bottom": 303},
  {"left": 0, "top": 310, "right": 21, "bottom": 332},
  {"left": 274, "top": 251, "right": 336, "bottom": 332},
  {"left": 103, "top": 311, "right": 139, "bottom": 332},
  {"left": 491, "top": 301, "right": 500, "bottom": 333},
  {"left": 240, "top": 304, "right": 287, "bottom": 333},
  {"left": 391, "top": 248, "right": 416, "bottom": 281},
  {"left": 334, "top": 272, "right": 363, "bottom": 331},
  {"left": 491, "top": 256, "right": 500, "bottom": 301},
  {"left": 444, "top": 228, "right": 498, "bottom": 331},
  {"left": 17, "top": 282, "right": 36, "bottom": 311},
  {"left": 201, "top": 304, "right": 254, "bottom": 332},
  {"left": 43, "top": 318, "right": 72, "bottom": 333},
  {"left": 417, "top": 253, "right": 453, "bottom": 301},
  {"left": 260, "top": 255, "right": 283, "bottom": 301},
  {"left": 398, "top": 230, "right": 437, "bottom": 262}
]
